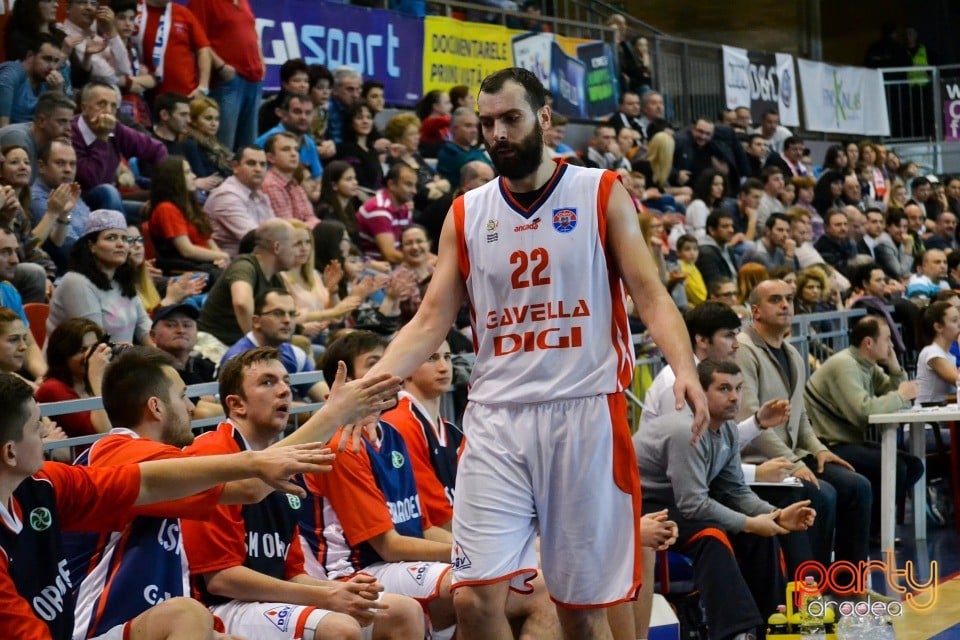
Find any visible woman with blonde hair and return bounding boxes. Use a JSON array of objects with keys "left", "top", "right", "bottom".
[
  {"left": 858, "top": 141, "right": 888, "bottom": 203},
  {"left": 187, "top": 97, "right": 234, "bottom": 179},
  {"left": 636, "top": 132, "right": 691, "bottom": 208},
  {"left": 126, "top": 224, "right": 205, "bottom": 314},
  {"left": 639, "top": 211, "right": 687, "bottom": 306}
]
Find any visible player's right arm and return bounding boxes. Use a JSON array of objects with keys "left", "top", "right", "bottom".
[
  {"left": 367, "top": 529, "right": 452, "bottom": 563},
  {"left": 365, "top": 205, "right": 467, "bottom": 381}
]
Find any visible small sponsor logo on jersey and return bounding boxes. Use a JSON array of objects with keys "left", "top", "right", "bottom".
[
  {"left": 287, "top": 494, "right": 302, "bottom": 510},
  {"left": 407, "top": 564, "right": 428, "bottom": 586},
  {"left": 513, "top": 217, "right": 541, "bottom": 233},
  {"left": 452, "top": 543, "right": 472, "bottom": 571},
  {"left": 552, "top": 208, "right": 577, "bottom": 233},
  {"left": 486, "top": 219, "right": 499, "bottom": 243},
  {"left": 263, "top": 605, "right": 294, "bottom": 633},
  {"left": 29, "top": 507, "right": 52, "bottom": 531},
  {"left": 391, "top": 451, "right": 405, "bottom": 469}
]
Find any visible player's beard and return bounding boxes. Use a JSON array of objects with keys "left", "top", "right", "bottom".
[
  {"left": 162, "top": 418, "right": 196, "bottom": 449},
  {"left": 489, "top": 121, "right": 545, "bottom": 181}
]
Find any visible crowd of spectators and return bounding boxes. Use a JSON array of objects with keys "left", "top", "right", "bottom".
[{"left": 0, "top": 2, "right": 958, "bottom": 639}]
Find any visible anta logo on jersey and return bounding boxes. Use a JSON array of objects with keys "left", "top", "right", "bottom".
[
  {"left": 32, "top": 559, "right": 72, "bottom": 621},
  {"left": 263, "top": 605, "right": 295, "bottom": 633},
  {"left": 452, "top": 544, "right": 472, "bottom": 571},
  {"left": 407, "top": 564, "right": 428, "bottom": 586},
  {"left": 514, "top": 217, "right": 542, "bottom": 233},
  {"left": 552, "top": 208, "right": 577, "bottom": 233}
]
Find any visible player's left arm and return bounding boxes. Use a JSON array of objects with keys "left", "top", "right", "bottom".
[
  {"left": 423, "top": 526, "right": 453, "bottom": 544},
  {"left": 604, "top": 179, "right": 708, "bottom": 441}
]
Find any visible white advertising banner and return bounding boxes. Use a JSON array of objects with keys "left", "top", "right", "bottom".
[
  {"left": 797, "top": 59, "right": 890, "bottom": 136},
  {"left": 722, "top": 45, "right": 799, "bottom": 127}
]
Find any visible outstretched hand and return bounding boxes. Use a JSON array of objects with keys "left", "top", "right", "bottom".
[
  {"left": 322, "top": 361, "right": 401, "bottom": 451},
  {"left": 252, "top": 442, "right": 336, "bottom": 496}
]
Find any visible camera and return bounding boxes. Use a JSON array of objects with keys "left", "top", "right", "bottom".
[{"left": 98, "top": 334, "right": 129, "bottom": 357}]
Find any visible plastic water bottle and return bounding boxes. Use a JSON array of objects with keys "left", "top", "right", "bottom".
[
  {"left": 767, "top": 604, "right": 790, "bottom": 634},
  {"left": 799, "top": 576, "right": 827, "bottom": 638}
]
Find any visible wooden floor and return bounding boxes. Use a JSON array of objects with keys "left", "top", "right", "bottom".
[{"left": 894, "top": 574, "right": 960, "bottom": 639}]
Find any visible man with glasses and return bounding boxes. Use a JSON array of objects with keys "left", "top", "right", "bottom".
[
  {"left": 708, "top": 278, "right": 739, "bottom": 305},
  {"left": 0, "top": 33, "right": 66, "bottom": 127},
  {"left": 220, "top": 288, "right": 325, "bottom": 402}
]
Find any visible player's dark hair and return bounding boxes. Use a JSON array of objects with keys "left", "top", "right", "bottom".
[
  {"left": 479, "top": 67, "right": 548, "bottom": 112},
  {"left": 218, "top": 347, "right": 281, "bottom": 414},
  {"left": 102, "top": 347, "right": 177, "bottom": 430},
  {"left": 321, "top": 330, "right": 388, "bottom": 385},
  {"left": 697, "top": 358, "right": 741, "bottom": 390},
  {"left": 0, "top": 373, "right": 35, "bottom": 443}
]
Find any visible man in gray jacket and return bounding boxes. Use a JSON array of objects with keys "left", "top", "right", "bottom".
[
  {"left": 638, "top": 359, "right": 815, "bottom": 640},
  {"left": 805, "top": 315, "right": 923, "bottom": 536}
]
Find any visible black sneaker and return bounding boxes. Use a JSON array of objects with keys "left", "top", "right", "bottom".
[{"left": 928, "top": 486, "right": 947, "bottom": 526}]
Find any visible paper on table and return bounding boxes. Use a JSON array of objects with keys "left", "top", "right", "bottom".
[{"left": 749, "top": 476, "right": 803, "bottom": 488}]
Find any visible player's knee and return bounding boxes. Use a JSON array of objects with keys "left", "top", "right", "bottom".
[
  {"left": 376, "top": 594, "right": 425, "bottom": 639},
  {"left": 555, "top": 606, "right": 608, "bottom": 634},
  {"left": 315, "top": 612, "right": 363, "bottom": 640},
  {"left": 153, "top": 597, "right": 214, "bottom": 634},
  {"left": 453, "top": 584, "right": 507, "bottom": 622}
]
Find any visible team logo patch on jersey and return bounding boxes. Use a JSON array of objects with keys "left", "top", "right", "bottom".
[
  {"left": 287, "top": 494, "right": 302, "bottom": 510},
  {"left": 391, "top": 451, "right": 405, "bottom": 469},
  {"left": 486, "top": 219, "right": 499, "bottom": 243},
  {"left": 552, "top": 208, "right": 577, "bottom": 233},
  {"left": 452, "top": 543, "right": 472, "bottom": 571},
  {"left": 263, "top": 605, "right": 294, "bottom": 632},
  {"left": 407, "top": 563, "right": 428, "bottom": 586},
  {"left": 29, "top": 507, "right": 52, "bottom": 531}
]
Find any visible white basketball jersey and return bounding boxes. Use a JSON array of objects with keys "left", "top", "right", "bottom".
[{"left": 453, "top": 161, "right": 634, "bottom": 404}]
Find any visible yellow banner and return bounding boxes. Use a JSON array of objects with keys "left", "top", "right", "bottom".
[{"left": 423, "top": 17, "right": 517, "bottom": 97}]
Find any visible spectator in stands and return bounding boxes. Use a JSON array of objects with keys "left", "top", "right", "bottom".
[
  {"left": 3, "top": 0, "right": 63, "bottom": 62},
  {"left": 755, "top": 166, "right": 786, "bottom": 231},
  {"left": 0, "top": 145, "right": 59, "bottom": 296},
  {"left": 149, "top": 302, "right": 219, "bottom": 389},
  {"left": 736, "top": 263, "right": 769, "bottom": 307},
  {"left": 363, "top": 79, "right": 385, "bottom": 119},
  {"left": 197, "top": 218, "right": 295, "bottom": 356},
  {"left": 744, "top": 134, "right": 766, "bottom": 179},
  {"left": 766, "top": 135, "right": 809, "bottom": 178},
  {"left": 108, "top": 0, "right": 156, "bottom": 128},
  {"left": 306, "top": 63, "right": 333, "bottom": 145},
  {"left": 127, "top": 222, "right": 205, "bottom": 313},
  {"left": 72, "top": 81, "right": 167, "bottom": 213},
  {"left": 256, "top": 92, "right": 323, "bottom": 180},
  {"left": 0, "top": 33, "right": 66, "bottom": 127},
  {"left": 857, "top": 207, "right": 884, "bottom": 260},
  {"left": 875, "top": 207, "right": 913, "bottom": 279},
  {"left": 792, "top": 175, "right": 820, "bottom": 232},
  {"left": 859, "top": 142, "right": 888, "bottom": 203},
  {"left": 61, "top": 0, "right": 125, "bottom": 86},
  {"left": 281, "top": 219, "right": 358, "bottom": 340},
  {"left": 907, "top": 248, "right": 949, "bottom": 299},
  {"left": 916, "top": 301, "right": 960, "bottom": 405},
  {"left": 813, "top": 171, "right": 845, "bottom": 221},
  {"left": 636, "top": 131, "right": 689, "bottom": 208},
  {"left": 126, "top": 0, "right": 213, "bottom": 97},
  {"left": 0, "top": 90, "right": 74, "bottom": 182},
  {"left": 741, "top": 213, "right": 798, "bottom": 271},
  {"left": 946, "top": 176, "right": 960, "bottom": 215},
  {"left": 0, "top": 309, "right": 34, "bottom": 386},
  {"left": 805, "top": 316, "right": 922, "bottom": 539},
  {"left": 822, "top": 144, "right": 849, "bottom": 176},
  {"left": 910, "top": 175, "right": 936, "bottom": 218},
  {"left": 187, "top": 0, "right": 261, "bottom": 151},
  {"left": 149, "top": 93, "right": 220, "bottom": 189},
  {"left": 543, "top": 113, "right": 576, "bottom": 159},
  {"left": 449, "top": 85, "right": 474, "bottom": 111},
  {"left": 260, "top": 131, "right": 320, "bottom": 229},
  {"left": 416, "top": 89, "right": 453, "bottom": 158},
  {"left": 357, "top": 163, "right": 417, "bottom": 264},
  {"left": 697, "top": 210, "right": 739, "bottom": 287},
  {"left": 780, "top": 183, "right": 798, "bottom": 211},
  {"left": 187, "top": 97, "right": 233, "bottom": 181},
  {"left": 315, "top": 160, "right": 361, "bottom": 244},
  {"left": 220, "top": 288, "right": 327, "bottom": 402},
  {"left": 29, "top": 139, "right": 90, "bottom": 268},
  {"left": 673, "top": 118, "right": 738, "bottom": 190},
  {"left": 684, "top": 170, "right": 732, "bottom": 241},
  {"left": 147, "top": 155, "right": 230, "bottom": 274},
  {"left": 814, "top": 209, "right": 857, "bottom": 275},
  {"left": 750, "top": 109, "right": 791, "bottom": 155},
  {"left": 607, "top": 90, "right": 644, "bottom": 134},
  {"left": 257, "top": 58, "right": 310, "bottom": 134},
  {"left": 0, "top": 228, "right": 46, "bottom": 377},
  {"left": 47, "top": 209, "right": 153, "bottom": 345},
  {"left": 326, "top": 65, "right": 363, "bottom": 146},
  {"left": 204, "top": 145, "right": 272, "bottom": 258},
  {"left": 675, "top": 234, "right": 706, "bottom": 307},
  {"left": 437, "top": 107, "right": 488, "bottom": 189},
  {"left": 35, "top": 317, "right": 112, "bottom": 437},
  {"left": 583, "top": 123, "right": 621, "bottom": 171},
  {"left": 905, "top": 201, "right": 926, "bottom": 253},
  {"left": 334, "top": 102, "right": 384, "bottom": 193},
  {"left": 636, "top": 90, "right": 665, "bottom": 142},
  {"left": 737, "top": 278, "right": 871, "bottom": 568},
  {"left": 924, "top": 210, "right": 958, "bottom": 253},
  {"left": 392, "top": 224, "right": 434, "bottom": 319},
  {"left": 637, "top": 358, "right": 815, "bottom": 640},
  {"left": 385, "top": 112, "right": 451, "bottom": 213}
]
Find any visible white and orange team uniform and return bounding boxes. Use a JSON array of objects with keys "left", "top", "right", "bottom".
[{"left": 450, "top": 159, "right": 642, "bottom": 606}]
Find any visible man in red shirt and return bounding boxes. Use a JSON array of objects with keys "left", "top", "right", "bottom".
[
  {"left": 132, "top": 0, "right": 213, "bottom": 98},
  {"left": 181, "top": 347, "right": 424, "bottom": 639},
  {"left": 0, "top": 369, "right": 332, "bottom": 640},
  {"left": 188, "top": 0, "right": 263, "bottom": 151}
]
